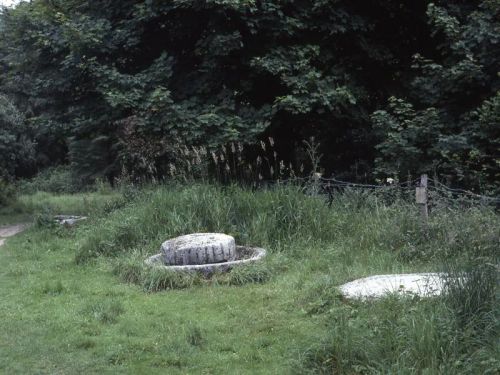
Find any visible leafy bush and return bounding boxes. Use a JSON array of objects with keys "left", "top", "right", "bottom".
[
  {"left": 0, "top": 178, "right": 16, "bottom": 207},
  {"left": 33, "top": 207, "right": 57, "bottom": 228},
  {"left": 18, "top": 166, "right": 81, "bottom": 194},
  {"left": 372, "top": 3, "right": 499, "bottom": 192},
  {"left": 0, "top": 94, "right": 35, "bottom": 180}
]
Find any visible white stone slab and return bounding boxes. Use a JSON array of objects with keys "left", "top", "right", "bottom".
[
  {"left": 54, "top": 215, "right": 88, "bottom": 226},
  {"left": 340, "top": 273, "right": 447, "bottom": 300}
]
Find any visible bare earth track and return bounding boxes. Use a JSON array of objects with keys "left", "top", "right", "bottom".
[{"left": 0, "top": 223, "right": 29, "bottom": 247}]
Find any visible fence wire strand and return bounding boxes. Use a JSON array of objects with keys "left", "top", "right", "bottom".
[{"left": 261, "top": 176, "right": 499, "bottom": 206}]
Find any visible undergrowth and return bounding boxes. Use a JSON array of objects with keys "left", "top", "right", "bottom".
[
  {"left": 76, "top": 183, "right": 498, "bottom": 265},
  {"left": 2, "top": 182, "right": 497, "bottom": 373},
  {"left": 112, "top": 250, "right": 281, "bottom": 292},
  {"left": 72, "top": 183, "right": 499, "bottom": 373}
]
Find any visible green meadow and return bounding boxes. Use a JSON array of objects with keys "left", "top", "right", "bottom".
[{"left": 0, "top": 184, "right": 498, "bottom": 374}]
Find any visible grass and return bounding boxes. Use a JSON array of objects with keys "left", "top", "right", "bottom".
[
  {"left": 0, "top": 183, "right": 498, "bottom": 374},
  {"left": 18, "top": 190, "right": 124, "bottom": 216},
  {"left": 0, "top": 190, "right": 124, "bottom": 226}
]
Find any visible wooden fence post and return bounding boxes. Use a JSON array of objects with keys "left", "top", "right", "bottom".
[{"left": 416, "top": 174, "right": 429, "bottom": 228}]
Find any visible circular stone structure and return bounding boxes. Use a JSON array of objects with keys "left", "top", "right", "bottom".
[
  {"left": 340, "top": 273, "right": 447, "bottom": 300},
  {"left": 161, "top": 233, "right": 236, "bottom": 266},
  {"left": 146, "top": 233, "right": 266, "bottom": 274}
]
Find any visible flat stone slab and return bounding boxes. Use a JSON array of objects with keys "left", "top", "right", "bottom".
[
  {"left": 0, "top": 223, "right": 29, "bottom": 238},
  {"left": 340, "top": 273, "right": 446, "bottom": 300},
  {"left": 54, "top": 215, "right": 88, "bottom": 226},
  {"left": 146, "top": 246, "right": 266, "bottom": 274}
]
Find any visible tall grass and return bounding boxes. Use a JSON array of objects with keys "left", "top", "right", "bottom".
[
  {"left": 299, "top": 271, "right": 499, "bottom": 374},
  {"left": 75, "top": 183, "right": 498, "bottom": 265},
  {"left": 71, "top": 183, "right": 500, "bottom": 373},
  {"left": 75, "top": 183, "right": 340, "bottom": 262},
  {"left": 1, "top": 182, "right": 498, "bottom": 373},
  {"left": 444, "top": 262, "right": 498, "bottom": 343},
  {"left": 16, "top": 191, "right": 125, "bottom": 218}
]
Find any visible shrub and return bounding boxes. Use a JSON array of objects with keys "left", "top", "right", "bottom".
[
  {"left": 34, "top": 206, "right": 56, "bottom": 228},
  {"left": 0, "top": 178, "right": 16, "bottom": 207},
  {"left": 18, "top": 166, "right": 81, "bottom": 194}
]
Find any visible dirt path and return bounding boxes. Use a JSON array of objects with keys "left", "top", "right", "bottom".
[{"left": 0, "top": 223, "right": 30, "bottom": 247}]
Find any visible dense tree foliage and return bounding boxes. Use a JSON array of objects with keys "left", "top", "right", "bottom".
[
  {"left": 0, "top": 0, "right": 498, "bottom": 190},
  {"left": 373, "top": 1, "right": 499, "bottom": 191},
  {"left": 0, "top": 94, "right": 35, "bottom": 179}
]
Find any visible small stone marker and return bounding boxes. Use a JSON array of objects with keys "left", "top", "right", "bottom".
[{"left": 340, "top": 273, "right": 446, "bottom": 300}]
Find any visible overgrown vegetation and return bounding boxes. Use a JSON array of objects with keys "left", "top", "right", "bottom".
[
  {"left": 0, "top": 1, "right": 498, "bottom": 191},
  {"left": 0, "top": 177, "right": 16, "bottom": 206},
  {"left": 0, "top": 0, "right": 498, "bottom": 372},
  {"left": 0, "top": 185, "right": 497, "bottom": 373},
  {"left": 17, "top": 166, "right": 81, "bottom": 194}
]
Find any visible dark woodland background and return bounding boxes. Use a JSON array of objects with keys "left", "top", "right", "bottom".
[{"left": 0, "top": 0, "right": 498, "bottom": 192}]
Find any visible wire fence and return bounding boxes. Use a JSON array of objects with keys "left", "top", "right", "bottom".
[{"left": 258, "top": 175, "right": 500, "bottom": 208}]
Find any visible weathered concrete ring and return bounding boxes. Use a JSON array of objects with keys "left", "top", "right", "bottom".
[
  {"left": 146, "top": 246, "right": 266, "bottom": 274},
  {"left": 161, "top": 233, "right": 235, "bottom": 266}
]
